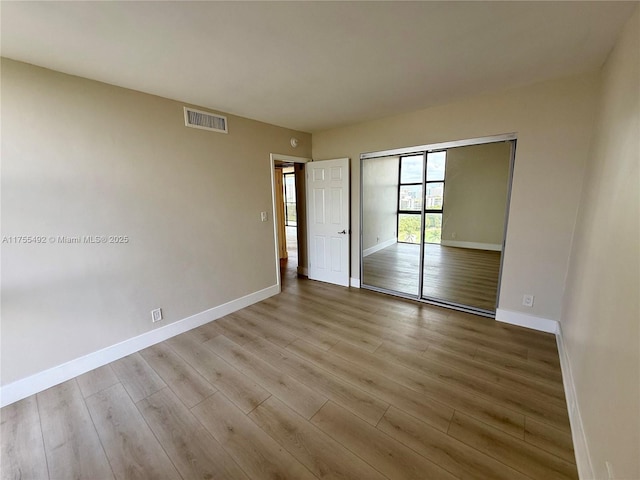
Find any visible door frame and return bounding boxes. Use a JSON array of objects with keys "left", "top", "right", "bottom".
[{"left": 270, "top": 153, "right": 311, "bottom": 292}]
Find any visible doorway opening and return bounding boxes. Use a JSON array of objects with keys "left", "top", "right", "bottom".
[
  {"left": 275, "top": 164, "right": 299, "bottom": 280},
  {"left": 270, "top": 154, "right": 310, "bottom": 292}
]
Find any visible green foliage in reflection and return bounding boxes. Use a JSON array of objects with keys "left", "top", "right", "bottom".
[
  {"left": 424, "top": 214, "right": 442, "bottom": 244},
  {"left": 398, "top": 214, "right": 441, "bottom": 244},
  {"left": 398, "top": 215, "right": 421, "bottom": 243}
]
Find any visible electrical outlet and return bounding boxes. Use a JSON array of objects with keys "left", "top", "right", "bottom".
[
  {"left": 522, "top": 294, "right": 534, "bottom": 307},
  {"left": 261, "top": 211, "right": 268, "bottom": 222},
  {"left": 452, "top": 232, "right": 457, "bottom": 239},
  {"left": 151, "top": 308, "right": 163, "bottom": 323}
]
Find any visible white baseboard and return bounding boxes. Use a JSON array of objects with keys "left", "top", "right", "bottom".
[
  {"left": 297, "top": 266, "right": 308, "bottom": 276},
  {"left": 441, "top": 240, "right": 502, "bottom": 251},
  {"left": 0, "top": 284, "right": 280, "bottom": 408},
  {"left": 350, "top": 277, "right": 361, "bottom": 288},
  {"left": 363, "top": 238, "right": 397, "bottom": 257},
  {"left": 556, "top": 324, "right": 594, "bottom": 479},
  {"left": 495, "top": 308, "right": 558, "bottom": 334}
]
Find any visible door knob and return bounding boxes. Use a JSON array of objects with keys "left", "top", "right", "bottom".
[{"left": 338, "top": 230, "right": 347, "bottom": 234}]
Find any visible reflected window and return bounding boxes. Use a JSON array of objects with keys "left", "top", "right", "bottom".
[
  {"left": 397, "top": 155, "right": 424, "bottom": 245},
  {"left": 426, "top": 151, "right": 446, "bottom": 181},
  {"left": 424, "top": 152, "right": 446, "bottom": 243},
  {"left": 397, "top": 152, "right": 446, "bottom": 245},
  {"left": 398, "top": 213, "right": 422, "bottom": 243},
  {"left": 400, "top": 155, "right": 423, "bottom": 183},
  {"left": 425, "top": 182, "right": 443, "bottom": 210},
  {"left": 424, "top": 213, "right": 442, "bottom": 244},
  {"left": 399, "top": 185, "right": 423, "bottom": 211}
]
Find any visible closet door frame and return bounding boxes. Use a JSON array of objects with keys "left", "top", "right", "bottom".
[{"left": 359, "top": 133, "right": 517, "bottom": 318}]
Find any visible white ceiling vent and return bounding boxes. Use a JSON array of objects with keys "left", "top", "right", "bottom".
[{"left": 184, "top": 107, "right": 228, "bottom": 134}]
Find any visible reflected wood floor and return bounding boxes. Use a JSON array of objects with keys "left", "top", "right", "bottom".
[
  {"left": 363, "top": 243, "right": 501, "bottom": 311},
  {"left": 1, "top": 276, "right": 577, "bottom": 480}
]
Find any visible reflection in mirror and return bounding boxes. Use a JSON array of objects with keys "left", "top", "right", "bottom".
[
  {"left": 361, "top": 139, "right": 513, "bottom": 314},
  {"left": 426, "top": 151, "right": 446, "bottom": 181},
  {"left": 400, "top": 155, "right": 423, "bottom": 183},
  {"left": 423, "top": 142, "right": 510, "bottom": 311},
  {"left": 362, "top": 155, "right": 420, "bottom": 296}
]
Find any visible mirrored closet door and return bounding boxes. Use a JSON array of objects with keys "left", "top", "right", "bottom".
[{"left": 360, "top": 135, "right": 515, "bottom": 316}]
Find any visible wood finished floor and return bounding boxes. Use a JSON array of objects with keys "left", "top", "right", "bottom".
[
  {"left": 363, "top": 243, "right": 501, "bottom": 311},
  {"left": 1, "top": 271, "right": 577, "bottom": 480}
]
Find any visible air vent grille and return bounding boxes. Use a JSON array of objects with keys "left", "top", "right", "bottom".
[{"left": 184, "top": 107, "right": 228, "bottom": 133}]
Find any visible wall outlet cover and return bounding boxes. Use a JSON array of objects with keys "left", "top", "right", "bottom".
[
  {"left": 522, "top": 294, "right": 535, "bottom": 307},
  {"left": 151, "top": 308, "right": 163, "bottom": 323}
]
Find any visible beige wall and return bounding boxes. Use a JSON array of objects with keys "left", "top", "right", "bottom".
[
  {"left": 442, "top": 142, "right": 511, "bottom": 248},
  {"left": 0, "top": 58, "right": 311, "bottom": 385},
  {"left": 313, "top": 72, "right": 599, "bottom": 321},
  {"left": 560, "top": 8, "right": 639, "bottom": 479},
  {"left": 362, "top": 156, "right": 399, "bottom": 252}
]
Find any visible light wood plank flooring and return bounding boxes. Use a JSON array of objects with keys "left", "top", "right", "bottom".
[
  {"left": 363, "top": 242, "right": 501, "bottom": 311},
  {"left": 1, "top": 275, "right": 577, "bottom": 480}
]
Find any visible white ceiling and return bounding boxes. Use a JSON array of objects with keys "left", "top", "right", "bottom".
[{"left": 1, "top": 1, "right": 636, "bottom": 132}]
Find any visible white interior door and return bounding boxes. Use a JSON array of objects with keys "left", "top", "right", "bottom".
[{"left": 307, "top": 158, "right": 350, "bottom": 286}]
